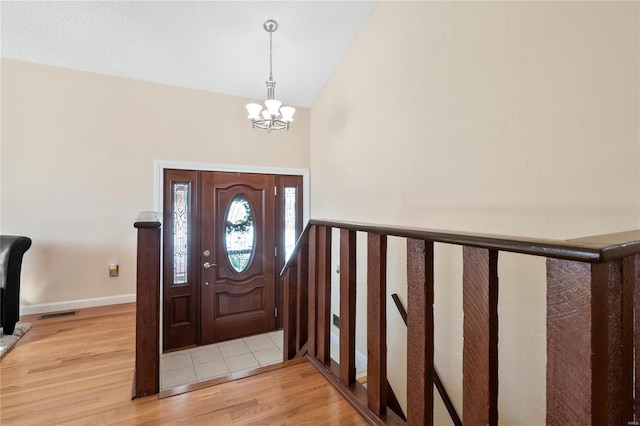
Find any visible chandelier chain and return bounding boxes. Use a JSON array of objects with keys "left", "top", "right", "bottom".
[{"left": 269, "top": 31, "right": 273, "bottom": 81}]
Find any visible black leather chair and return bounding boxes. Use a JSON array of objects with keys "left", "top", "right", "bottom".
[{"left": 0, "top": 236, "right": 32, "bottom": 335}]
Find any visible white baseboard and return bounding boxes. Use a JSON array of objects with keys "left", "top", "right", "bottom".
[
  {"left": 330, "top": 332, "right": 368, "bottom": 376},
  {"left": 20, "top": 294, "right": 136, "bottom": 316}
]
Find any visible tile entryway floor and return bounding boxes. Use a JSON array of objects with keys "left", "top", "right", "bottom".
[{"left": 160, "top": 330, "right": 283, "bottom": 390}]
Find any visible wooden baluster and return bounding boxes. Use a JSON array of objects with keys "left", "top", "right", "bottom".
[
  {"left": 546, "top": 259, "right": 623, "bottom": 424},
  {"left": 307, "top": 225, "right": 317, "bottom": 357},
  {"left": 296, "top": 244, "right": 309, "bottom": 353},
  {"left": 606, "top": 260, "right": 624, "bottom": 425},
  {"left": 283, "top": 265, "right": 297, "bottom": 361},
  {"left": 407, "top": 239, "right": 434, "bottom": 426},
  {"left": 316, "top": 226, "right": 332, "bottom": 364},
  {"left": 623, "top": 255, "right": 640, "bottom": 422},
  {"left": 463, "top": 246, "right": 498, "bottom": 425},
  {"left": 340, "top": 229, "right": 357, "bottom": 385},
  {"left": 367, "top": 233, "right": 387, "bottom": 415},
  {"left": 133, "top": 213, "right": 161, "bottom": 398}
]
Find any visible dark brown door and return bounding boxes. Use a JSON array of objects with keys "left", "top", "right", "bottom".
[
  {"left": 163, "top": 169, "right": 303, "bottom": 351},
  {"left": 200, "top": 172, "right": 276, "bottom": 344}
]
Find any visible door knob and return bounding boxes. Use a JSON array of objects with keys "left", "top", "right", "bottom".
[{"left": 203, "top": 262, "right": 218, "bottom": 269}]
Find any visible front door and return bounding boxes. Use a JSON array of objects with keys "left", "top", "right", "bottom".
[
  {"left": 200, "top": 171, "right": 276, "bottom": 344},
  {"left": 162, "top": 168, "right": 303, "bottom": 351}
]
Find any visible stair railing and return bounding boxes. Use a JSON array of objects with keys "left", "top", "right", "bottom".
[{"left": 280, "top": 219, "right": 640, "bottom": 425}]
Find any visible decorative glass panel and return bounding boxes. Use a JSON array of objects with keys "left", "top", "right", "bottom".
[
  {"left": 173, "top": 183, "right": 190, "bottom": 284},
  {"left": 284, "top": 187, "right": 297, "bottom": 261},
  {"left": 225, "top": 194, "right": 255, "bottom": 273}
]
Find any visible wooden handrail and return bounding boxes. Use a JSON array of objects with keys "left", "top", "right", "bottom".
[
  {"left": 281, "top": 219, "right": 640, "bottom": 425},
  {"left": 281, "top": 220, "right": 640, "bottom": 272}
]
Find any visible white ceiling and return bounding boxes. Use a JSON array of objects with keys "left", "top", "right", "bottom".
[{"left": 1, "top": 1, "right": 379, "bottom": 108}]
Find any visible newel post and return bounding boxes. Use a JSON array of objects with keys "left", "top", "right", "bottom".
[
  {"left": 546, "top": 259, "right": 624, "bottom": 424},
  {"left": 132, "top": 212, "right": 161, "bottom": 399}
]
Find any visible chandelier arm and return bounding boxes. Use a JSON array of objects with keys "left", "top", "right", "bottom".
[{"left": 251, "top": 119, "right": 289, "bottom": 131}]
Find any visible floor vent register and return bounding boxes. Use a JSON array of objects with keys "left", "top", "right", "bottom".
[{"left": 39, "top": 310, "right": 79, "bottom": 320}]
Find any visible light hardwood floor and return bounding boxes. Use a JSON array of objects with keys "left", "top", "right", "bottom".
[{"left": 1, "top": 303, "right": 366, "bottom": 425}]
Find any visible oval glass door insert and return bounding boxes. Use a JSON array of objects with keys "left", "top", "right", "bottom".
[{"left": 225, "top": 194, "right": 255, "bottom": 273}]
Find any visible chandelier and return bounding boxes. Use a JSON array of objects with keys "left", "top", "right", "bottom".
[{"left": 246, "top": 19, "right": 295, "bottom": 133}]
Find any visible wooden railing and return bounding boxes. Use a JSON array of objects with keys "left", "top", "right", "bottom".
[
  {"left": 280, "top": 219, "right": 640, "bottom": 425},
  {"left": 132, "top": 211, "right": 161, "bottom": 399}
]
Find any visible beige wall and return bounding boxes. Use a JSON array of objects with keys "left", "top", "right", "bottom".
[
  {"left": 312, "top": 2, "right": 639, "bottom": 424},
  {"left": 1, "top": 59, "right": 310, "bottom": 308}
]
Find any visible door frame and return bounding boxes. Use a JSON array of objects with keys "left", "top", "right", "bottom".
[{"left": 154, "top": 160, "right": 309, "bottom": 351}]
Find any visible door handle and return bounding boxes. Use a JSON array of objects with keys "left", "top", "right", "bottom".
[{"left": 203, "top": 262, "right": 218, "bottom": 269}]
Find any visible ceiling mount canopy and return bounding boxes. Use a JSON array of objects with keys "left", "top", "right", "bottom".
[{"left": 245, "top": 19, "right": 295, "bottom": 133}]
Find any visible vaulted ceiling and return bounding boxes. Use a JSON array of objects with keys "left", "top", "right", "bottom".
[{"left": 1, "top": 1, "right": 378, "bottom": 107}]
